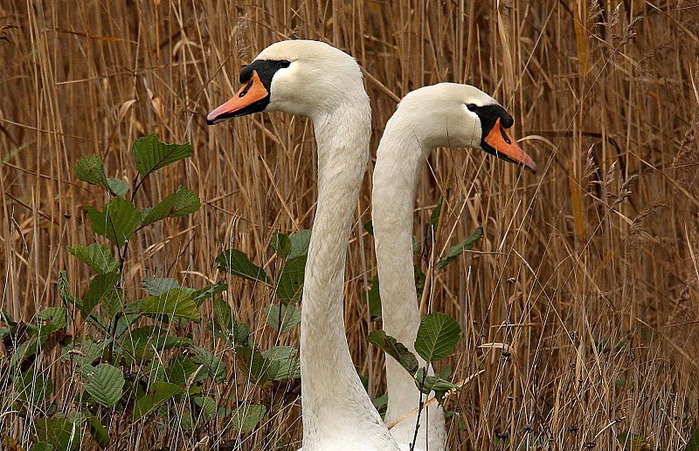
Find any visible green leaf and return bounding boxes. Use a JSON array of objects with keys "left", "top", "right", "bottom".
[
  {"left": 414, "top": 313, "right": 461, "bottom": 363},
  {"left": 69, "top": 243, "right": 118, "bottom": 275},
  {"left": 74, "top": 154, "right": 105, "bottom": 185},
  {"left": 58, "top": 271, "right": 81, "bottom": 307},
  {"left": 35, "top": 414, "right": 82, "bottom": 451},
  {"left": 82, "top": 363, "right": 124, "bottom": 408},
  {"left": 262, "top": 346, "right": 298, "bottom": 362},
  {"left": 143, "top": 277, "right": 180, "bottom": 296},
  {"left": 38, "top": 307, "right": 67, "bottom": 329},
  {"left": 215, "top": 249, "right": 269, "bottom": 283},
  {"left": 10, "top": 337, "right": 38, "bottom": 368},
  {"left": 437, "top": 226, "right": 483, "bottom": 269},
  {"left": 275, "top": 255, "right": 306, "bottom": 302},
  {"left": 86, "top": 196, "right": 141, "bottom": 247},
  {"left": 262, "top": 346, "right": 300, "bottom": 380},
  {"left": 167, "top": 357, "right": 206, "bottom": 386},
  {"left": 86, "top": 411, "right": 110, "bottom": 448},
  {"left": 264, "top": 303, "right": 301, "bottom": 334},
  {"left": 364, "top": 276, "right": 382, "bottom": 321},
  {"left": 106, "top": 178, "right": 129, "bottom": 196},
  {"left": 194, "top": 396, "right": 219, "bottom": 418},
  {"left": 75, "top": 155, "right": 120, "bottom": 195},
  {"left": 192, "top": 282, "right": 227, "bottom": 307},
  {"left": 234, "top": 346, "right": 271, "bottom": 385},
  {"left": 271, "top": 233, "right": 292, "bottom": 259},
  {"left": 414, "top": 367, "right": 459, "bottom": 402},
  {"left": 436, "top": 365, "right": 452, "bottom": 380},
  {"left": 189, "top": 345, "right": 227, "bottom": 383},
  {"left": 101, "top": 287, "right": 124, "bottom": 319},
  {"left": 617, "top": 432, "right": 652, "bottom": 450},
  {"left": 133, "top": 381, "right": 183, "bottom": 421},
  {"left": 231, "top": 322, "right": 250, "bottom": 348},
  {"left": 414, "top": 265, "right": 426, "bottom": 298},
  {"left": 132, "top": 134, "right": 192, "bottom": 176},
  {"left": 167, "top": 187, "right": 200, "bottom": 216},
  {"left": 180, "top": 411, "right": 195, "bottom": 432},
  {"left": 288, "top": 229, "right": 311, "bottom": 259},
  {"left": 210, "top": 297, "right": 249, "bottom": 346},
  {"left": 82, "top": 272, "right": 120, "bottom": 317},
  {"left": 120, "top": 326, "right": 193, "bottom": 362},
  {"left": 14, "top": 370, "right": 53, "bottom": 405},
  {"left": 686, "top": 428, "right": 699, "bottom": 451},
  {"left": 363, "top": 220, "right": 374, "bottom": 236},
  {"left": 229, "top": 404, "right": 267, "bottom": 434},
  {"left": 212, "top": 297, "right": 234, "bottom": 334},
  {"left": 372, "top": 393, "right": 388, "bottom": 417},
  {"left": 430, "top": 196, "right": 443, "bottom": 228},
  {"left": 61, "top": 339, "right": 108, "bottom": 368},
  {"left": 1, "top": 308, "right": 15, "bottom": 326},
  {"left": 368, "top": 330, "right": 419, "bottom": 375},
  {"left": 137, "top": 288, "right": 200, "bottom": 321},
  {"left": 141, "top": 187, "right": 200, "bottom": 225}
]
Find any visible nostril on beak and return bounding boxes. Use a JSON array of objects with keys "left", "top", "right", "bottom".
[
  {"left": 500, "top": 126, "right": 511, "bottom": 145},
  {"left": 238, "top": 79, "right": 253, "bottom": 98}
]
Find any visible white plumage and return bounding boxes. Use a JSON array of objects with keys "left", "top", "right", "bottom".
[
  {"left": 373, "top": 83, "right": 536, "bottom": 450},
  {"left": 209, "top": 40, "right": 400, "bottom": 451}
]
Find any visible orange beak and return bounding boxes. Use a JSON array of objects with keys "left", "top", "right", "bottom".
[
  {"left": 483, "top": 117, "right": 537, "bottom": 172},
  {"left": 207, "top": 70, "right": 269, "bottom": 125}
]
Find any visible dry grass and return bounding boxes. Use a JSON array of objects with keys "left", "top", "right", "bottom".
[{"left": 1, "top": 0, "right": 699, "bottom": 449}]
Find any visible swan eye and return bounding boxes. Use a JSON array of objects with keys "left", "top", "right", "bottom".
[
  {"left": 279, "top": 60, "right": 291, "bottom": 68},
  {"left": 466, "top": 103, "right": 478, "bottom": 112}
]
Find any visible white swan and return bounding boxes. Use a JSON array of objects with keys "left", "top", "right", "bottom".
[
  {"left": 207, "top": 40, "right": 401, "bottom": 451},
  {"left": 372, "top": 83, "right": 537, "bottom": 450}
]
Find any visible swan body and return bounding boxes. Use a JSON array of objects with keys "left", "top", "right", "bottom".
[
  {"left": 372, "top": 83, "right": 536, "bottom": 450},
  {"left": 208, "top": 40, "right": 400, "bottom": 451}
]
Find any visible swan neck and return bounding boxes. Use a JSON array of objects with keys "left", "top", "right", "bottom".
[
  {"left": 301, "top": 102, "right": 399, "bottom": 449},
  {"left": 373, "top": 121, "right": 430, "bottom": 347},
  {"left": 372, "top": 119, "right": 446, "bottom": 447}
]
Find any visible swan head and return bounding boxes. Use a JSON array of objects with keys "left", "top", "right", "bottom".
[
  {"left": 207, "top": 40, "right": 367, "bottom": 124},
  {"left": 393, "top": 83, "right": 537, "bottom": 172}
]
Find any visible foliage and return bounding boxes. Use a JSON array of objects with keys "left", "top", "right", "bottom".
[
  {"left": 436, "top": 226, "right": 483, "bottom": 269},
  {"left": 367, "top": 330, "right": 419, "bottom": 375},
  {"left": 686, "top": 428, "right": 699, "bottom": 451},
  {"left": 213, "top": 228, "right": 310, "bottom": 387},
  {"left": 414, "top": 312, "right": 460, "bottom": 363},
  {"left": 369, "top": 312, "right": 461, "bottom": 404},
  {"left": 0, "top": 136, "right": 281, "bottom": 449},
  {"left": 617, "top": 432, "right": 653, "bottom": 451}
]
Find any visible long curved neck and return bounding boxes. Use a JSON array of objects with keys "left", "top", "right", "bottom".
[
  {"left": 301, "top": 100, "right": 398, "bottom": 449},
  {"left": 372, "top": 118, "right": 428, "bottom": 413},
  {"left": 372, "top": 116, "right": 446, "bottom": 448}
]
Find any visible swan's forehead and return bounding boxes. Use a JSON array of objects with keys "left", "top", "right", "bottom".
[
  {"left": 404, "top": 83, "right": 498, "bottom": 108},
  {"left": 256, "top": 39, "right": 346, "bottom": 63}
]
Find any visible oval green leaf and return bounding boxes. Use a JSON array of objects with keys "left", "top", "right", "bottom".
[
  {"left": 82, "top": 363, "right": 124, "bottom": 408},
  {"left": 414, "top": 312, "right": 461, "bottom": 363}
]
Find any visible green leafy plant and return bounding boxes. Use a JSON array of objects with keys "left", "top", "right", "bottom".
[
  {"left": 369, "top": 312, "right": 461, "bottom": 403},
  {"left": 214, "top": 229, "right": 310, "bottom": 385},
  {"left": 0, "top": 135, "right": 273, "bottom": 449}
]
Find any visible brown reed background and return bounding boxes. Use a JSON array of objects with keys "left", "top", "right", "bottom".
[{"left": 1, "top": 0, "right": 698, "bottom": 449}]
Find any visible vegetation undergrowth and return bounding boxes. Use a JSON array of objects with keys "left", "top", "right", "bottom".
[{"left": 0, "top": 136, "right": 289, "bottom": 449}]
